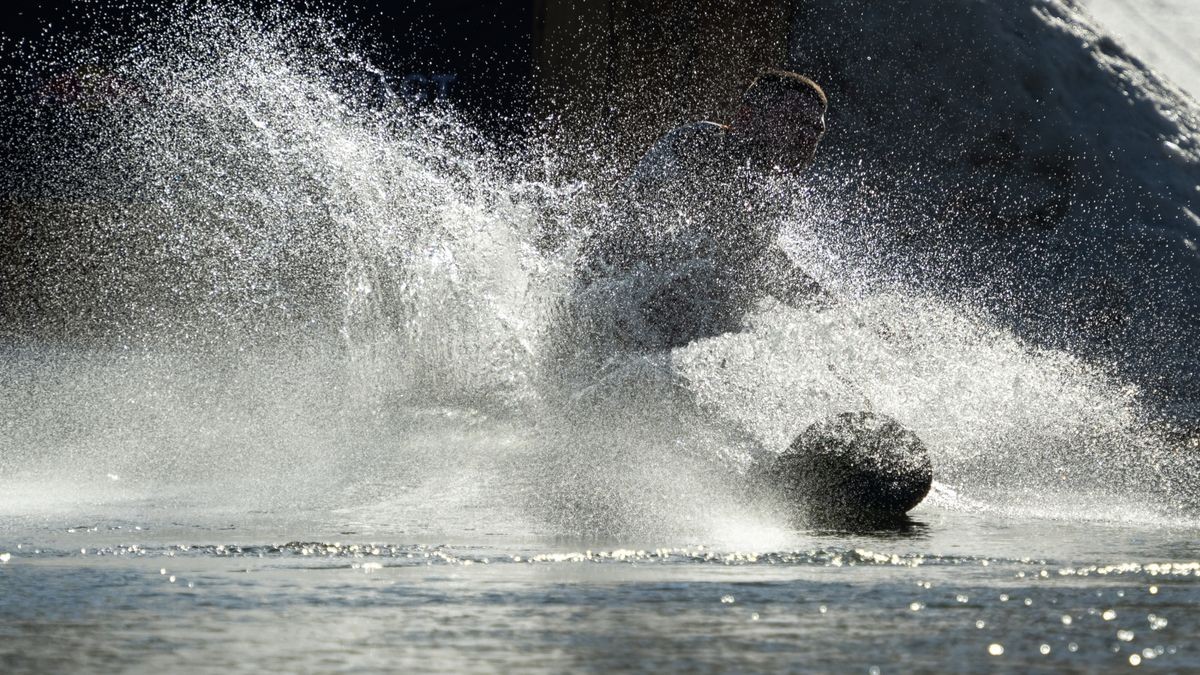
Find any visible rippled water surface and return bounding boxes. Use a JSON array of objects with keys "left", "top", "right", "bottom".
[{"left": 3, "top": 504, "right": 1199, "bottom": 672}]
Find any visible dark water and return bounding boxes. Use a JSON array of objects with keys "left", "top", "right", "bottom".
[{"left": 3, "top": 504, "right": 1198, "bottom": 672}]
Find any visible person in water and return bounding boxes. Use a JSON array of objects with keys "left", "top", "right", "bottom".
[{"left": 574, "top": 69, "right": 830, "bottom": 351}]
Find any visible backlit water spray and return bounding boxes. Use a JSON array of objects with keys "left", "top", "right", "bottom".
[{"left": 0, "top": 3, "right": 1194, "bottom": 542}]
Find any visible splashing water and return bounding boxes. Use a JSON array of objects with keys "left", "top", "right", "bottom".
[{"left": 0, "top": 3, "right": 1195, "bottom": 540}]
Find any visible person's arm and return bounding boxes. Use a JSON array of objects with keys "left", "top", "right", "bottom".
[{"left": 761, "top": 244, "right": 833, "bottom": 308}]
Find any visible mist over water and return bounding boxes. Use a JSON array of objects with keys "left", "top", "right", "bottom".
[{"left": 1, "top": 3, "right": 1196, "bottom": 541}]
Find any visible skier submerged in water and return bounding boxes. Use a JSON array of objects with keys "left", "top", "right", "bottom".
[{"left": 571, "top": 69, "right": 831, "bottom": 354}]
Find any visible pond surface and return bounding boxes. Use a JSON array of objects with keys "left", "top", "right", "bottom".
[{"left": 3, "top": 485, "right": 1197, "bottom": 672}]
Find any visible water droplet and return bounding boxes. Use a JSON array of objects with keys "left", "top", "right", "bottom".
[
  {"left": 1040, "top": 644, "right": 1051, "bottom": 655},
  {"left": 1129, "top": 654, "right": 1142, "bottom": 666},
  {"left": 987, "top": 643, "right": 1004, "bottom": 656}
]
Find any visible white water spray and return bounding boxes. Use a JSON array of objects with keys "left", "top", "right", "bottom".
[{"left": 0, "top": 4, "right": 1194, "bottom": 538}]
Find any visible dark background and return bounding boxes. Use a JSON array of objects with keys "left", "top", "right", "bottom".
[{"left": 1, "top": 0, "right": 538, "bottom": 128}]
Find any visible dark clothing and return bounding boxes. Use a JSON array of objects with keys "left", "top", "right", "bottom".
[
  {"left": 573, "top": 122, "right": 820, "bottom": 350},
  {"left": 581, "top": 122, "right": 762, "bottom": 278}
]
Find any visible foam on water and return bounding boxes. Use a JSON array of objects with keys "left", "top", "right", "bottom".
[{"left": 0, "top": 3, "right": 1195, "bottom": 538}]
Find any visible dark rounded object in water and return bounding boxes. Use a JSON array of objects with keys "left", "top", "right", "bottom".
[{"left": 763, "top": 412, "right": 933, "bottom": 528}]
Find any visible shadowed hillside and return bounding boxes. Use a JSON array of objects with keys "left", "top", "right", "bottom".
[{"left": 788, "top": 0, "right": 1200, "bottom": 418}]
